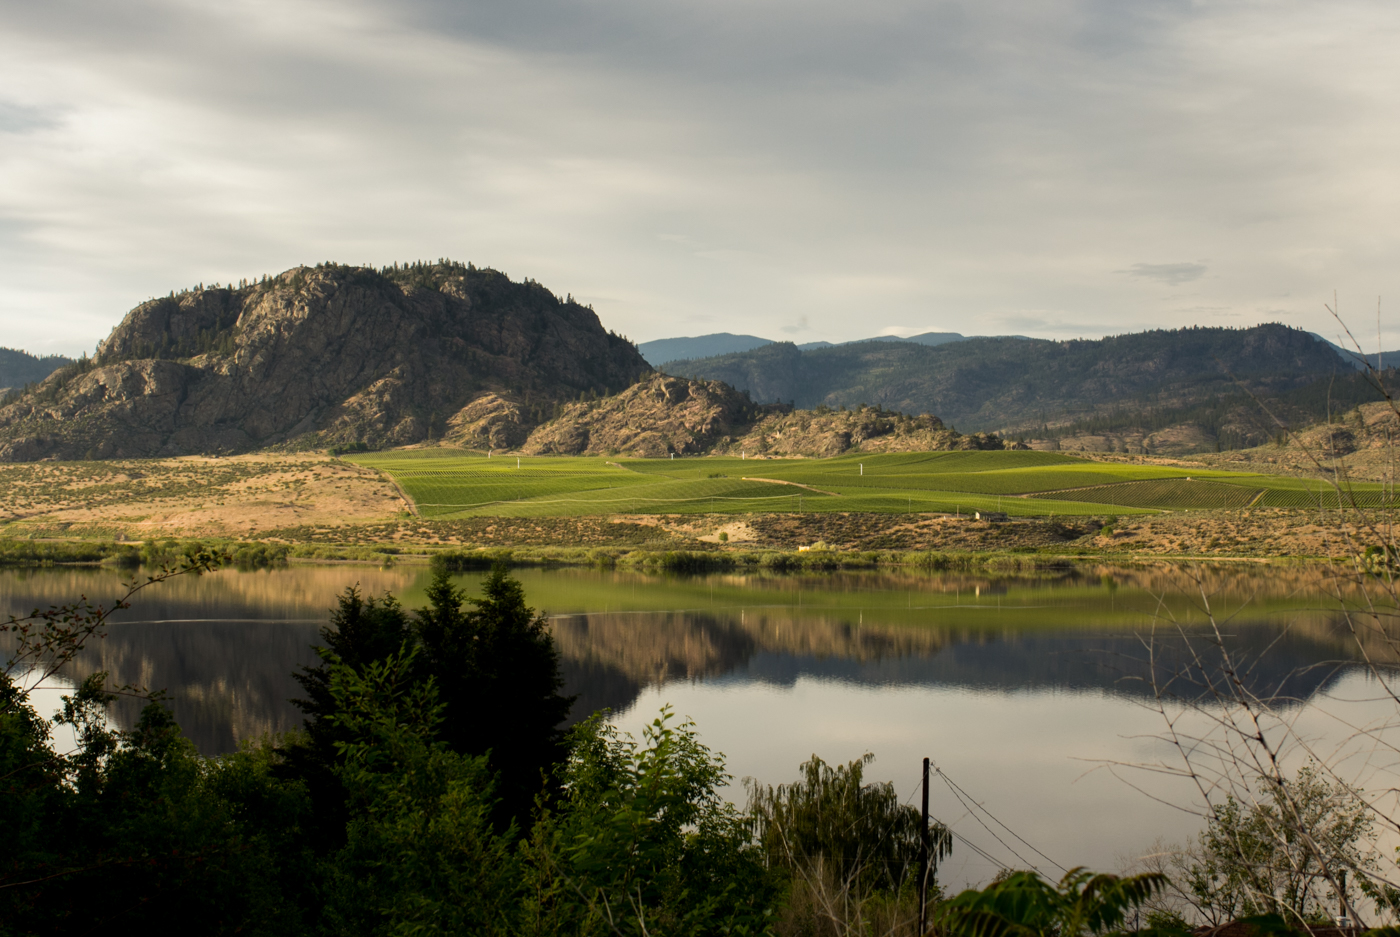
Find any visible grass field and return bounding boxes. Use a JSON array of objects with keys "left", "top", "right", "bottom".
[{"left": 348, "top": 449, "right": 1396, "bottom": 518}]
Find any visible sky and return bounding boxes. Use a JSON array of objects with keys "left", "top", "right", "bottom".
[{"left": 1, "top": 0, "right": 1399, "bottom": 356}]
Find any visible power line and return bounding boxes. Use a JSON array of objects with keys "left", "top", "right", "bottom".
[
  {"left": 938, "top": 771, "right": 1042, "bottom": 871},
  {"left": 934, "top": 764, "right": 1069, "bottom": 875},
  {"left": 903, "top": 767, "right": 1014, "bottom": 873}
]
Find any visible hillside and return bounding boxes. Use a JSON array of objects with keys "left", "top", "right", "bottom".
[
  {"left": 0, "top": 262, "right": 650, "bottom": 461},
  {"left": 662, "top": 324, "right": 1359, "bottom": 451},
  {"left": 637, "top": 333, "right": 773, "bottom": 365},
  {"left": 1028, "top": 366, "right": 1395, "bottom": 454},
  {"left": 520, "top": 374, "right": 1009, "bottom": 458},
  {"left": 0, "top": 347, "right": 73, "bottom": 393}
]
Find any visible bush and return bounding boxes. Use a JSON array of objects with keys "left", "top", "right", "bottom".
[
  {"left": 522, "top": 709, "right": 779, "bottom": 936},
  {"left": 0, "top": 538, "right": 139, "bottom": 567}
]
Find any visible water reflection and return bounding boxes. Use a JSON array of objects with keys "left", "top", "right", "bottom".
[
  {"left": 0, "top": 563, "right": 1386, "bottom": 756},
  {"left": 0, "top": 560, "right": 1383, "bottom": 750},
  {"left": 6, "top": 561, "right": 1397, "bottom": 890}
]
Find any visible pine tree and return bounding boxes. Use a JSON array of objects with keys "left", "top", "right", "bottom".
[{"left": 413, "top": 564, "right": 573, "bottom": 827}]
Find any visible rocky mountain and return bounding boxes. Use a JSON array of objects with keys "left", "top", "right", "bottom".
[
  {"left": 0, "top": 347, "right": 73, "bottom": 394},
  {"left": 662, "top": 324, "right": 1355, "bottom": 444},
  {"left": 0, "top": 262, "right": 650, "bottom": 461},
  {"left": 521, "top": 374, "right": 1009, "bottom": 457}
]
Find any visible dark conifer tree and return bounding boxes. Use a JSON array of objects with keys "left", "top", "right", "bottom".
[
  {"left": 284, "top": 587, "right": 413, "bottom": 851},
  {"left": 413, "top": 563, "right": 574, "bottom": 828}
]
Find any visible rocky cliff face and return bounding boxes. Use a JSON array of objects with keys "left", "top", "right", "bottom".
[
  {"left": 523, "top": 375, "right": 765, "bottom": 457},
  {"left": 732, "top": 406, "right": 1009, "bottom": 456},
  {"left": 0, "top": 262, "right": 650, "bottom": 460},
  {"left": 521, "top": 374, "right": 1010, "bottom": 457}
]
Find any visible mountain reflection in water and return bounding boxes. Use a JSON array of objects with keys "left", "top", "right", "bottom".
[{"left": 0, "top": 563, "right": 1386, "bottom": 756}]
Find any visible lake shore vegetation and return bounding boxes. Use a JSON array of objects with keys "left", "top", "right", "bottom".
[{"left": 1, "top": 555, "right": 1202, "bottom": 937}]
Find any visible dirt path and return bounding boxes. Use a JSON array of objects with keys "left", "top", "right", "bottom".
[{"left": 741, "top": 476, "right": 842, "bottom": 497}]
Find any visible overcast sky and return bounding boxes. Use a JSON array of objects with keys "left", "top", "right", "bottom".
[{"left": 2, "top": 0, "right": 1399, "bottom": 356}]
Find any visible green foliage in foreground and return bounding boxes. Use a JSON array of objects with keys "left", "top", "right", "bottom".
[
  {"left": 933, "top": 867, "right": 1176, "bottom": 937},
  {"left": 2, "top": 565, "right": 1196, "bottom": 937},
  {"left": 1167, "top": 763, "right": 1396, "bottom": 926},
  {"left": 353, "top": 449, "right": 1390, "bottom": 518},
  {"left": 748, "top": 753, "right": 952, "bottom": 897}
]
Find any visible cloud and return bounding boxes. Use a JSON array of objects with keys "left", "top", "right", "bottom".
[
  {"left": 0, "top": 101, "right": 58, "bottom": 134},
  {"left": 1, "top": 0, "right": 1400, "bottom": 353},
  {"left": 780, "top": 315, "right": 813, "bottom": 335},
  {"left": 1122, "top": 263, "right": 1208, "bottom": 286}
]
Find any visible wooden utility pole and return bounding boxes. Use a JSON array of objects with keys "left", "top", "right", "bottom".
[{"left": 919, "top": 756, "right": 931, "bottom": 934}]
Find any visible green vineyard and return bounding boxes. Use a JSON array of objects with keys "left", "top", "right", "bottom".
[
  {"left": 1028, "top": 478, "right": 1262, "bottom": 510},
  {"left": 350, "top": 449, "right": 1392, "bottom": 518}
]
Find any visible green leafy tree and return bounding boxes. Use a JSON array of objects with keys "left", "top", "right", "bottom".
[
  {"left": 521, "top": 708, "right": 778, "bottom": 936},
  {"left": 285, "top": 586, "right": 414, "bottom": 852},
  {"left": 932, "top": 867, "right": 1171, "bottom": 937},
  {"left": 319, "top": 647, "right": 521, "bottom": 936},
  {"left": 747, "top": 753, "right": 951, "bottom": 899},
  {"left": 1179, "top": 763, "right": 1378, "bottom": 926},
  {"left": 0, "top": 674, "right": 314, "bottom": 936}
]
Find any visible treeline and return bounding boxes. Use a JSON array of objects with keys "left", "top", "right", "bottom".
[{"left": 0, "top": 538, "right": 288, "bottom": 570}]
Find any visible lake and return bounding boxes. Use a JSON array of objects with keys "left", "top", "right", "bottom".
[{"left": 3, "top": 560, "right": 1394, "bottom": 889}]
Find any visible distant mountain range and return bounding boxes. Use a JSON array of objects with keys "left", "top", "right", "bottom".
[
  {"left": 0, "top": 347, "right": 73, "bottom": 393},
  {"left": 637, "top": 330, "right": 968, "bottom": 365},
  {"left": 1312, "top": 334, "right": 1400, "bottom": 371},
  {"left": 659, "top": 324, "right": 1385, "bottom": 448}
]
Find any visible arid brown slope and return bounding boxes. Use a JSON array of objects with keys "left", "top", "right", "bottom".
[
  {"left": 521, "top": 374, "right": 1011, "bottom": 457},
  {"left": 0, "top": 262, "right": 649, "bottom": 461},
  {"left": 0, "top": 453, "right": 405, "bottom": 538}
]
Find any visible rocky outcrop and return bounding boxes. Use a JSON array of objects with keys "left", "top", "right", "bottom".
[
  {"left": 732, "top": 406, "right": 1011, "bottom": 456},
  {"left": 523, "top": 375, "right": 765, "bottom": 457},
  {"left": 0, "top": 262, "right": 650, "bottom": 460},
  {"left": 521, "top": 375, "right": 1012, "bottom": 457}
]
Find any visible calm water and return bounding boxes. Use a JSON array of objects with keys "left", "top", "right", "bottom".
[{"left": 3, "top": 562, "right": 1394, "bottom": 888}]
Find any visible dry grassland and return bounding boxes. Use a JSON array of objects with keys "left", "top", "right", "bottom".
[{"left": 0, "top": 453, "right": 407, "bottom": 540}]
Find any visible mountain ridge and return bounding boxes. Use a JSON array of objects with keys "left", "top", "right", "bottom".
[
  {"left": 661, "top": 324, "right": 1354, "bottom": 443},
  {"left": 0, "top": 347, "right": 74, "bottom": 394},
  {"left": 640, "top": 329, "right": 968, "bottom": 364}
]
